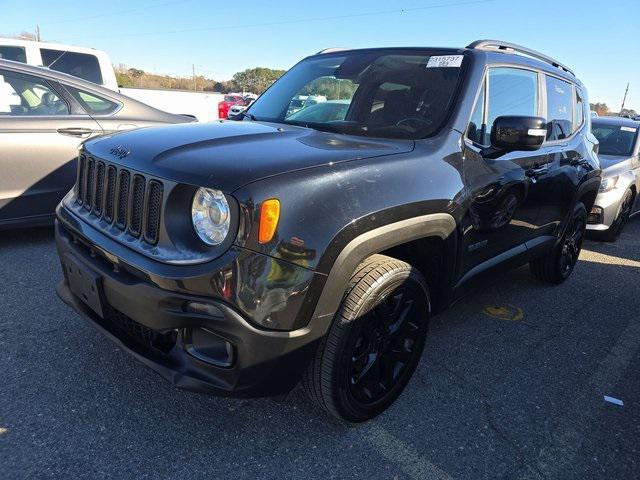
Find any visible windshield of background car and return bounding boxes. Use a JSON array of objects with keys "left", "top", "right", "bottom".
[
  {"left": 592, "top": 122, "right": 638, "bottom": 156},
  {"left": 246, "top": 50, "right": 464, "bottom": 139}
]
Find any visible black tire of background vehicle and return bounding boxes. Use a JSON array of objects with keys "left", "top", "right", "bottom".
[
  {"left": 529, "top": 201, "right": 587, "bottom": 284},
  {"left": 600, "top": 189, "right": 634, "bottom": 242},
  {"left": 302, "top": 254, "right": 430, "bottom": 422}
]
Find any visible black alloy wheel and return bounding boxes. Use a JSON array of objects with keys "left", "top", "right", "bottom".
[
  {"left": 346, "top": 281, "right": 428, "bottom": 406},
  {"left": 530, "top": 202, "right": 587, "bottom": 284},
  {"left": 559, "top": 209, "right": 586, "bottom": 278},
  {"left": 303, "top": 255, "right": 430, "bottom": 422}
]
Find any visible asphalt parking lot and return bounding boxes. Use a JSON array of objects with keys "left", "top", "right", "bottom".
[{"left": 0, "top": 220, "right": 638, "bottom": 480}]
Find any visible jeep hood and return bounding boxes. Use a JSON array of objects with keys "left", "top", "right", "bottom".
[{"left": 84, "top": 121, "right": 414, "bottom": 192}]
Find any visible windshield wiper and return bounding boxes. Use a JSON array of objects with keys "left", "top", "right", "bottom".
[
  {"left": 285, "top": 121, "right": 346, "bottom": 134},
  {"left": 239, "top": 110, "right": 257, "bottom": 121}
]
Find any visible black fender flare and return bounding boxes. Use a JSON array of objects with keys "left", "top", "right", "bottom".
[
  {"left": 552, "top": 175, "right": 600, "bottom": 245},
  {"left": 308, "top": 213, "right": 456, "bottom": 331}
]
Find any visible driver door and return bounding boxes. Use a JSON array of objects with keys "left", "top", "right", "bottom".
[{"left": 461, "top": 67, "right": 550, "bottom": 275}]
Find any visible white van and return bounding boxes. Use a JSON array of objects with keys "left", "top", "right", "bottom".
[{"left": 0, "top": 38, "right": 223, "bottom": 121}]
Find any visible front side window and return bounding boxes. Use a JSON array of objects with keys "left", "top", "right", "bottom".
[
  {"left": 467, "top": 79, "right": 486, "bottom": 145},
  {"left": 575, "top": 87, "right": 585, "bottom": 130},
  {"left": 0, "top": 46, "right": 27, "bottom": 63},
  {"left": 545, "top": 75, "right": 573, "bottom": 141},
  {"left": 467, "top": 67, "right": 538, "bottom": 147},
  {"left": 487, "top": 67, "right": 538, "bottom": 130},
  {"left": 0, "top": 69, "right": 69, "bottom": 116},
  {"left": 65, "top": 86, "right": 119, "bottom": 115},
  {"left": 592, "top": 122, "right": 638, "bottom": 156},
  {"left": 40, "top": 48, "right": 103, "bottom": 85},
  {"left": 247, "top": 51, "right": 463, "bottom": 139}
]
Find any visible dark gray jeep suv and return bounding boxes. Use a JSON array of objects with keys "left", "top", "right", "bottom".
[{"left": 54, "top": 40, "right": 600, "bottom": 422}]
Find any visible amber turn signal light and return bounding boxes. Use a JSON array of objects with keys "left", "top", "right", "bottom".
[{"left": 258, "top": 199, "right": 280, "bottom": 244}]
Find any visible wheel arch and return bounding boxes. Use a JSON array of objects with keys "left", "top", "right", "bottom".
[
  {"left": 576, "top": 176, "right": 601, "bottom": 212},
  {"left": 309, "top": 213, "right": 457, "bottom": 329}
]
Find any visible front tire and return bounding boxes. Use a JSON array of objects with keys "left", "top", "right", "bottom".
[
  {"left": 530, "top": 202, "right": 587, "bottom": 284},
  {"left": 303, "top": 254, "right": 430, "bottom": 422},
  {"left": 600, "top": 189, "right": 634, "bottom": 242}
]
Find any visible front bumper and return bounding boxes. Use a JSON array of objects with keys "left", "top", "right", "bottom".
[
  {"left": 55, "top": 217, "right": 327, "bottom": 397},
  {"left": 586, "top": 187, "right": 626, "bottom": 231}
]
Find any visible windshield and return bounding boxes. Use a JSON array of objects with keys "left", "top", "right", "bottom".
[
  {"left": 592, "top": 122, "right": 638, "bottom": 156},
  {"left": 246, "top": 50, "right": 464, "bottom": 139}
]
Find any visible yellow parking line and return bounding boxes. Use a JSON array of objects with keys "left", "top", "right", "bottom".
[
  {"left": 482, "top": 305, "right": 524, "bottom": 321},
  {"left": 579, "top": 249, "right": 640, "bottom": 268},
  {"left": 365, "top": 425, "right": 452, "bottom": 480}
]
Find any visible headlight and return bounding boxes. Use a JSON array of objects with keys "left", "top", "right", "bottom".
[
  {"left": 599, "top": 176, "right": 619, "bottom": 192},
  {"left": 191, "top": 188, "right": 230, "bottom": 245}
]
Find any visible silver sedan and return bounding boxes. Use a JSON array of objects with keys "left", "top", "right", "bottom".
[
  {"left": 587, "top": 117, "right": 640, "bottom": 240},
  {"left": 0, "top": 59, "right": 192, "bottom": 230}
]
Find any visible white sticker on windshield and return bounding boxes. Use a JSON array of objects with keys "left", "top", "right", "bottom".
[
  {"left": 621, "top": 126, "right": 637, "bottom": 133},
  {"left": 427, "top": 55, "right": 463, "bottom": 68}
]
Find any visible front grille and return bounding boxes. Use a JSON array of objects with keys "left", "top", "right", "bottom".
[
  {"left": 129, "top": 175, "right": 145, "bottom": 237},
  {"left": 587, "top": 213, "right": 602, "bottom": 224},
  {"left": 116, "top": 170, "right": 130, "bottom": 229},
  {"left": 94, "top": 162, "right": 105, "bottom": 216},
  {"left": 145, "top": 181, "right": 163, "bottom": 244},
  {"left": 75, "top": 155, "right": 164, "bottom": 245},
  {"left": 104, "top": 166, "right": 117, "bottom": 223},
  {"left": 84, "top": 158, "right": 95, "bottom": 209},
  {"left": 103, "top": 307, "right": 177, "bottom": 355}
]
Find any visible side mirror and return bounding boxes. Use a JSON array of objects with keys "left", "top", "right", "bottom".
[{"left": 485, "top": 116, "right": 547, "bottom": 157}]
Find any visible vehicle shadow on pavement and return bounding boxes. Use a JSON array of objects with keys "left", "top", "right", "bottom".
[
  {"left": 1, "top": 219, "right": 638, "bottom": 479},
  {"left": 0, "top": 226, "right": 54, "bottom": 248}
]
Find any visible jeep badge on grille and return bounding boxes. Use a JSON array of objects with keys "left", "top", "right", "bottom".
[{"left": 110, "top": 145, "right": 130, "bottom": 159}]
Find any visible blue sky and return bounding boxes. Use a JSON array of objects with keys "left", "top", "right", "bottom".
[{"left": 4, "top": 0, "right": 640, "bottom": 110}]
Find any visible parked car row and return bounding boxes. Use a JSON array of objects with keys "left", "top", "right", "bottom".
[
  {"left": 0, "top": 59, "right": 192, "bottom": 229},
  {"left": 219, "top": 93, "right": 258, "bottom": 119},
  {"left": 587, "top": 116, "right": 640, "bottom": 240},
  {"left": 0, "top": 39, "right": 636, "bottom": 423},
  {"left": 0, "top": 37, "right": 224, "bottom": 121}
]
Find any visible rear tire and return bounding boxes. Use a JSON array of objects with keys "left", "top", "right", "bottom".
[
  {"left": 530, "top": 202, "right": 587, "bottom": 284},
  {"left": 302, "top": 254, "right": 430, "bottom": 422}
]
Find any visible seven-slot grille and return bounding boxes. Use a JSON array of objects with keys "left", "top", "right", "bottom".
[{"left": 75, "top": 154, "right": 164, "bottom": 244}]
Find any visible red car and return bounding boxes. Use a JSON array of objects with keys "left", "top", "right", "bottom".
[{"left": 218, "top": 95, "right": 246, "bottom": 119}]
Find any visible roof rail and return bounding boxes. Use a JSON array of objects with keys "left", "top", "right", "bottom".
[
  {"left": 467, "top": 39, "right": 575, "bottom": 76},
  {"left": 316, "top": 47, "right": 348, "bottom": 54}
]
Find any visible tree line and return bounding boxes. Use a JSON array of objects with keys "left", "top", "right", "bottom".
[
  {"left": 590, "top": 102, "right": 637, "bottom": 118},
  {"left": 114, "top": 65, "right": 286, "bottom": 94}
]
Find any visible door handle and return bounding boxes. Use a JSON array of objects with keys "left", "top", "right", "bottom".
[{"left": 57, "top": 127, "right": 93, "bottom": 138}]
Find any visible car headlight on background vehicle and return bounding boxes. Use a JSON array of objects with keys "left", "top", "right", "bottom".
[
  {"left": 191, "top": 188, "right": 230, "bottom": 245},
  {"left": 599, "top": 176, "right": 619, "bottom": 193}
]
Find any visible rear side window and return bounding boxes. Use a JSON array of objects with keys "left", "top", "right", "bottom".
[
  {"left": 0, "top": 46, "right": 27, "bottom": 63},
  {"left": 545, "top": 76, "right": 573, "bottom": 141},
  {"left": 0, "top": 69, "right": 69, "bottom": 116},
  {"left": 65, "top": 86, "right": 120, "bottom": 115},
  {"left": 40, "top": 49, "right": 103, "bottom": 85}
]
